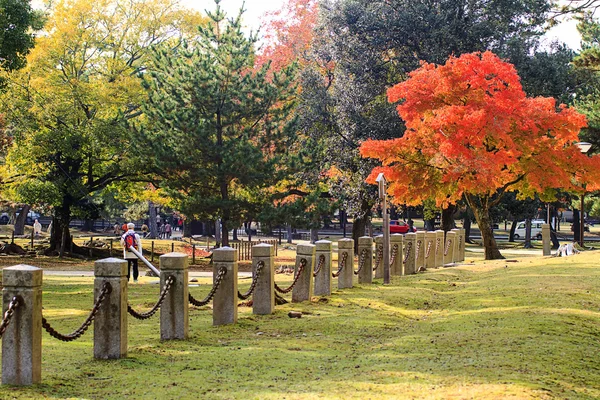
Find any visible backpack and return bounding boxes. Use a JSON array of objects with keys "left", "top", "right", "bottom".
[{"left": 124, "top": 233, "right": 137, "bottom": 251}]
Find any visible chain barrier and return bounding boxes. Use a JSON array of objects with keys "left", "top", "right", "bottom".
[
  {"left": 313, "top": 255, "right": 326, "bottom": 277},
  {"left": 238, "top": 261, "right": 264, "bottom": 300},
  {"left": 42, "top": 282, "right": 111, "bottom": 342},
  {"left": 389, "top": 244, "right": 398, "bottom": 265},
  {"left": 332, "top": 252, "right": 348, "bottom": 278},
  {"left": 274, "top": 258, "right": 307, "bottom": 294},
  {"left": 354, "top": 248, "right": 368, "bottom": 275},
  {"left": 128, "top": 275, "right": 175, "bottom": 320},
  {"left": 189, "top": 267, "right": 227, "bottom": 307},
  {"left": 458, "top": 235, "right": 463, "bottom": 253},
  {"left": 403, "top": 241, "right": 413, "bottom": 264},
  {"left": 435, "top": 237, "right": 441, "bottom": 255},
  {"left": 415, "top": 240, "right": 422, "bottom": 261},
  {"left": 373, "top": 245, "right": 383, "bottom": 271},
  {"left": 0, "top": 297, "right": 19, "bottom": 339},
  {"left": 443, "top": 239, "right": 452, "bottom": 256},
  {"left": 424, "top": 241, "right": 433, "bottom": 260}
]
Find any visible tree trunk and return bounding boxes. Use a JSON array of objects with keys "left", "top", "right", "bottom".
[
  {"left": 508, "top": 219, "right": 518, "bottom": 242},
  {"left": 148, "top": 201, "right": 158, "bottom": 239},
  {"left": 524, "top": 219, "right": 533, "bottom": 248},
  {"left": 82, "top": 219, "right": 95, "bottom": 232},
  {"left": 50, "top": 202, "right": 73, "bottom": 256},
  {"left": 13, "top": 204, "right": 31, "bottom": 236},
  {"left": 467, "top": 196, "right": 504, "bottom": 260},
  {"left": 463, "top": 211, "right": 473, "bottom": 243},
  {"left": 352, "top": 216, "right": 367, "bottom": 254},
  {"left": 441, "top": 204, "right": 457, "bottom": 233},
  {"left": 573, "top": 209, "right": 581, "bottom": 243},
  {"left": 310, "top": 228, "right": 318, "bottom": 244},
  {"left": 232, "top": 226, "right": 238, "bottom": 241},
  {"left": 287, "top": 224, "right": 293, "bottom": 244},
  {"left": 215, "top": 219, "right": 222, "bottom": 247}
]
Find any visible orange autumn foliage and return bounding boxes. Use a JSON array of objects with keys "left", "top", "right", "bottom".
[{"left": 360, "top": 51, "right": 599, "bottom": 207}]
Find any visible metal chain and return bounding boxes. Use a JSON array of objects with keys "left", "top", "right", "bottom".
[
  {"left": 128, "top": 276, "right": 175, "bottom": 320},
  {"left": 415, "top": 240, "right": 422, "bottom": 260},
  {"left": 435, "top": 237, "right": 441, "bottom": 255},
  {"left": 332, "top": 252, "right": 348, "bottom": 278},
  {"left": 354, "top": 248, "right": 368, "bottom": 275},
  {"left": 424, "top": 241, "right": 433, "bottom": 260},
  {"left": 458, "top": 235, "right": 463, "bottom": 252},
  {"left": 373, "top": 245, "right": 383, "bottom": 271},
  {"left": 443, "top": 239, "right": 452, "bottom": 256},
  {"left": 42, "top": 282, "right": 112, "bottom": 342},
  {"left": 274, "top": 258, "right": 307, "bottom": 294},
  {"left": 189, "top": 267, "right": 227, "bottom": 307},
  {"left": 0, "top": 297, "right": 19, "bottom": 339},
  {"left": 403, "top": 241, "right": 413, "bottom": 264},
  {"left": 238, "top": 261, "right": 264, "bottom": 300},
  {"left": 312, "top": 255, "right": 326, "bottom": 277},
  {"left": 389, "top": 244, "right": 398, "bottom": 265}
]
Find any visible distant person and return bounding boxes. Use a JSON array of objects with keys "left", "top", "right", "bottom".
[
  {"left": 164, "top": 222, "right": 172, "bottom": 239},
  {"left": 114, "top": 223, "right": 120, "bottom": 236},
  {"left": 120, "top": 223, "right": 142, "bottom": 283},
  {"left": 141, "top": 223, "right": 149, "bottom": 238},
  {"left": 33, "top": 219, "right": 42, "bottom": 238}
]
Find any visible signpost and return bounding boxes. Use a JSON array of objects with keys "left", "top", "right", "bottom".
[{"left": 376, "top": 173, "right": 390, "bottom": 284}]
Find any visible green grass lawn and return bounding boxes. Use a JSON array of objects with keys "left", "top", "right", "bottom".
[{"left": 1, "top": 252, "right": 600, "bottom": 399}]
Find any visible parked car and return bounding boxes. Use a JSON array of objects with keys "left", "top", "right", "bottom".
[
  {"left": 390, "top": 220, "right": 417, "bottom": 234},
  {"left": 514, "top": 220, "right": 544, "bottom": 239}
]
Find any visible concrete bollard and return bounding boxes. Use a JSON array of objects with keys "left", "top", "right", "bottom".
[
  {"left": 252, "top": 244, "right": 274, "bottom": 315},
  {"left": 337, "top": 239, "right": 354, "bottom": 289},
  {"left": 434, "top": 230, "right": 445, "bottom": 268},
  {"left": 451, "top": 229, "right": 461, "bottom": 262},
  {"left": 2, "top": 265, "right": 42, "bottom": 385},
  {"left": 292, "top": 244, "right": 315, "bottom": 303},
  {"left": 443, "top": 231, "right": 456, "bottom": 266},
  {"left": 542, "top": 224, "right": 551, "bottom": 256},
  {"left": 415, "top": 231, "right": 425, "bottom": 271},
  {"left": 94, "top": 258, "right": 128, "bottom": 359},
  {"left": 212, "top": 247, "right": 238, "bottom": 325},
  {"left": 314, "top": 240, "right": 332, "bottom": 296},
  {"left": 404, "top": 233, "right": 417, "bottom": 275},
  {"left": 357, "top": 237, "right": 373, "bottom": 284},
  {"left": 459, "top": 228, "right": 466, "bottom": 261},
  {"left": 159, "top": 252, "right": 189, "bottom": 339},
  {"left": 374, "top": 235, "right": 384, "bottom": 279},
  {"left": 424, "top": 232, "right": 437, "bottom": 270},
  {"left": 390, "top": 234, "right": 403, "bottom": 276}
]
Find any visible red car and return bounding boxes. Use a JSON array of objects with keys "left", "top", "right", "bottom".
[{"left": 389, "top": 220, "right": 417, "bottom": 233}]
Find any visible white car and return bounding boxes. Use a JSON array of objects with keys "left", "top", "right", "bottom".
[{"left": 514, "top": 220, "right": 545, "bottom": 240}]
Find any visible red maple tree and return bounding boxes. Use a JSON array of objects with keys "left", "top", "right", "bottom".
[{"left": 360, "top": 51, "right": 600, "bottom": 259}]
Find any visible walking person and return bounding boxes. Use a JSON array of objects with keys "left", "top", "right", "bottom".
[
  {"left": 165, "top": 222, "right": 172, "bottom": 239},
  {"left": 120, "top": 223, "right": 142, "bottom": 282},
  {"left": 33, "top": 219, "right": 42, "bottom": 238}
]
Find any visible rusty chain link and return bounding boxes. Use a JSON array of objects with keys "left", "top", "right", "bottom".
[
  {"left": 189, "top": 267, "right": 227, "bottom": 307},
  {"left": 313, "top": 255, "right": 326, "bottom": 277},
  {"left": 332, "top": 252, "right": 348, "bottom": 278},
  {"left": 373, "top": 245, "right": 383, "bottom": 271},
  {"left": 274, "top": 258, "right": 307, "bottom": 294},
  {"left": 0, "top": 297, "right": 19, "bottom": 339},
  {"left": 354, "top": 248, "right": 368, "bottom": 275},
  {"left": 403, "top": 241, "right": 413, "bottom": 264},
  {"left": 443, "top": 239, "right": 452, "bottom": 256},
  {"left": 389, "top": 244, "right": 398, "bottom": 265},
  {"left": 42, "top": 282, "right": 112, "bottom": 342},
  {"left": 424, "top": 241, "right": 433, "bottom": 260},
  {"left": 458, "top": 234, "right": 463, "bottom": 253},
  {"left": 435, "top": 237, "right": 441, "bottom": 255},
  {"left": 128, "top": 275, "right": 175, "bottom": 320},
  {"left": 415, "top": 240, "right": 422, "bottom": 260},
  {"left": 238, "top": 261, "right": 264, "bottom": 300}
]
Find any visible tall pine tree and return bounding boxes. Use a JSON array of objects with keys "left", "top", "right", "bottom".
[{"left": 142, "top": 1, "right": 297, "bottom": 246}]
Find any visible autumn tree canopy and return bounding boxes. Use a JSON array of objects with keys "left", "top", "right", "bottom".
[{"left": 360, "top": 51, "right": 600, "bottom": 259}]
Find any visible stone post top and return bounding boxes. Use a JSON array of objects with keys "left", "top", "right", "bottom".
[
  {"left": 435, "top": 230, "right": 444, "bottom": 234},
  {"left": 425, "top": 231, "right": 437, "bottom": 238},
  {"left": 405, "top": 232, "right": 416, "bottom": 239},
  {"left": 338, "top": 238, "right": 354, "bottom": 249},
  {"left": 358, "top": 236, "right": 373, "bottom": 245},
  {"left": 297, "top": 243, "right": 316, "bottom": 256},
  {"left": 451, "top": 228, "right": 460, "bottom": 232},
  {"left": 446, "top": 231, "right": 457, "bottom": 236},
  {"left": 374, "top": 235, "right": 383, "bottom": 243},
  {"left": 315, "top": 240, "right": 332, "bottom": 251},
  {"left": 160, "top": 252, "right": 189, "bottom": 270},
  {"left": 213, "top": 247, "right": 238, "bottom": 262},
  {"left": 542, "top": 224, "right": 550, "bottom": 228},
  {"left": 3, "top": 265, "right": 43, "bottom": 287},
  {"left": 416, "top": 231, "right": 425, "bottom": 238},
  {"left": 390, "top": 234, "right": 403, "bottom": 242},
  {"left": 95, "top": 258, "right": 127, "bottom": 277},
  {"left": 252, "top": 243, "right": 273, "bottom": 257}
]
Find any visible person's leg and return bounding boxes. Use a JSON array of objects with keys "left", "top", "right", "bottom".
[
  {"left": 127, "top": 260, "right": 132, "bottom": 281},
  {"left": 133, "top": 259, "right": 139, "bottom": 282}
]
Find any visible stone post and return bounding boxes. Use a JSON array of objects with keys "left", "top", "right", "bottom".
[
  {"left": 337, "top": 239, "right": 354, "bottom": 289},
  {"left": 443, "top": 231, "right": 456, "bottom": 266},
  {"left": 357, "top": 236, "right": 373, "bottom": 284},
  {"left": 434, "top": 230, "right": 445, "bottom": 268},
  {"left": 159, "top": 252, "right": 188, "bottom": 340},
  {"left": 292, "top": 244, "right": 315, "bottom": 303},
  {"left": 459, "top": 228, "right": 466, "bottom": 262},
  {"left": 451, "top": 229, "right": 461, "bottom": 262},
  {"left": 415, "top": 231, "right": 425, "bottom": 271},
  {"left": 542, "top": 224, "right": 551, "bottom": 256},
  {"left": 252, "top": 244, "right": 274, "bottom": 315},
  {"left": 374, "top": 235, "right": 384, "bottom": 279},
  {"left": 94, "top": 258, "right": 127, "bottom": 359},
  {"left": 314, "top": 240, "right": 332, "bottom": 296},
  {"left": 424, "top": 232, "right": 437, "bottom": 270},
  {"left": 212, "top": 247, "right": 238, "bottom": 325},
  {"left": 2, "top": 265, "right": 42, "bottom": 385},
  {"left": 404, "top": 233, "right": 417, "bottom": 274},
  {"left": 390, "top": 234, "right": 403, "bottom": 276}
]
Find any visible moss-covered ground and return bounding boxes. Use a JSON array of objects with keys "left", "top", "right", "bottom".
[{"left": 0, "top": 250, "right": 600, "bottom": 399}]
